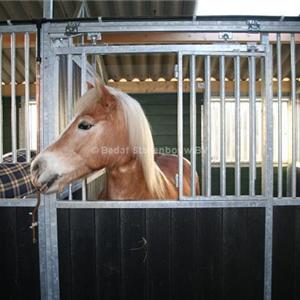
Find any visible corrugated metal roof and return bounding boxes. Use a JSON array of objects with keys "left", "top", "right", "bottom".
[
  {"left": 0, "top": 1, "right": 299, "bottom": 85},
  {"left": 0, "top": 1, "right": 195, "bottom": 20}
]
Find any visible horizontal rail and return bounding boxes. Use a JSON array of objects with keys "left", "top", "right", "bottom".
[
  {"left": 56, "top": 198, "right": 300, "bottom": 209},
  {"left": 0, "top": 25, "right": 36, "bottom": 33},
  {"left": 0, "top": 198, "right": 41, "bottom": 207},
  {"left": 53, "top": 44, "right": 266, "bottom": 55},
  {"left": 47, "top": 20, "right": 300, "bottom": 34}
]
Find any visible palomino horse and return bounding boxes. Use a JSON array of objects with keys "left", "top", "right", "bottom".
[{"left": 31, "top": 82, "right": 200, "bottom": 200}]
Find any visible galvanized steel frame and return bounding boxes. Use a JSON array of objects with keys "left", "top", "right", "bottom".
[{"left": 0, "top": 19, "right": 300, "bottom": 300}]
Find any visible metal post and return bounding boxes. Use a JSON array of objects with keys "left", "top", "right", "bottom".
[
  {"left": 10, "top": 32, "right": 17, "bottom": 162},
  {"left": 276, "top": 34, "right": 283, "bottom": 198},
  {"left": 189, "top": 55, "right": 196, "bottom": 197},
  {"left": 234, "top": 56, "right": 241, "bottom": 196},
  {"left": 0, "top": 33, "right": 2, "bottom": 162},
  {"left": 249, "top": 55, "right": 256, "bottom": 196},
  {"left": 177, "top": 53, "right": 183, "bottom": 199},
  {"left": 24, "top": 32, "right": 30, "bottom": 162},
  {"left": 81, "top": 52, "right": 87, "bottom": 201},
  {"left": 290, "top": 34, "right": 297, "bottom": 198},
  {"left": 67, "top": 53, "right": 73, "bottom": 200},
  {"left": 261, "top": 34, "right": 273, "bottom": 300},
  {"left": 39, "top": 23, "right": 60, "bottom": 300},
  {"left": 204, "top": 55, "right": 211, "bottom": 197},
  {"left": 220, "top": 56, "right": 226, "bottom": 196}
]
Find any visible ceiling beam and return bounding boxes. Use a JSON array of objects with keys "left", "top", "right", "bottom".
[{"left": 108, "top": 80, "right": 292, "bottom": 96}]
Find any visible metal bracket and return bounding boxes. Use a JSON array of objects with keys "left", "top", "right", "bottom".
[
  {"left": 219, "top": 32, "right": 232, "bottom": 41},
  {"left": 65, "top": 22, "right": 80, "bottom": 36},
  {"left": 247, "top": 42, "right": 259, "bottom": 52},
  {"left": 87, "top": 32, "right": 102, "bottom": 45},
  {"left": 247, "top": 20, "right": 261, "bottom": 32}
]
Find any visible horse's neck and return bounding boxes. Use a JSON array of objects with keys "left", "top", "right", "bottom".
[{"left": 106, "top": 157, "right": 149, "bottom": 199}]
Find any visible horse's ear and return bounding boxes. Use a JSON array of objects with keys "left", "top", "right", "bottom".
[
  {"left": 87, "top": 81, "right": 94, "bottom": 90},
  {"left": 95, "top": 81, "right": 116, "bottom": 111}
]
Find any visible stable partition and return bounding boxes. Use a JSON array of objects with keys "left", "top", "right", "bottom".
[{"left": 0, "top": 19, "right": 300, "bottom": 300}]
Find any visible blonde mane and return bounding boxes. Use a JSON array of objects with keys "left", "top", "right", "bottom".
[{"left": 106, "top": 86, "right": 167, "bottom": 198}]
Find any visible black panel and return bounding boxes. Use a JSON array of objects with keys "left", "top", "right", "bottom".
[
  {"left": 273, "top": 206, "right": 300, "bottom": 300},
  {"left": 70, "top": 209, "right": 97, "bottom": 300},
  {"left": 95, "top": 209, "right": 121, "bottom": 300},
  {"left": 0, "top": 207, "right": 40, "bottom": 300},
  {"left": 0, "top": 207, "right": 18, "bottom": 300},
  {"left": 222, "top": 208, "right": 264, "bottom": 300},
  {"left": 57, "top": 207, "right": 266, "bottom": 300},
  {"left": 196, "top": 209, "right": 223, "bottom": 300},
  {"left": 58, "top": 209, "right": 72, "bottom": 300},
  {"left": 146, "top": 209, "right": 171, "bottom": 300},
  {"left": 120, "top": 209, "right": 146, "bottom": 300},
  {"left": 15, "top": 207, "right": 40, "bottom": 300},
  {"left": 171, "top": 208, "right": 197, "bottom": 300}
]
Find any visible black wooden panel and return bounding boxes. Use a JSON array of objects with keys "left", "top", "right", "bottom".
[
  {"left": 146, "top": 209, "right": 171, "bottom": 300},
  {"left": 196, "top": 209, "right": 223, "bottom": 300},
  {"left": 69, "top": 209, "right": 97, "bottom": 300},
  {"left": 273, "top": 206, "right": 300, "bottom": 300},
  {"left": 95, "top": 209, "right": 121, "bottom": 300},
  {"left": 171, "top": 208, "right": 197, "bottom": 300},
  {"left": 58, "top": 209, "right": 72, "bottom": 300},
  {"left": 222, "top": 208, "right": 264, "bottom": 300},
  {"left": 0, "top": 207, "right": 40, "bottom": 300},
  {"left": 120, "top": 209, "right": 146, "bottom": 300},
  {"left": 15, "top": 207, "right": 40, "bottom": 300},
  {"left": 0, "top": 207, "right": 18, "bottom": 300}
]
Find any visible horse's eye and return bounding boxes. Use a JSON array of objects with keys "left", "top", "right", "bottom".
[{"left": 78, "top": 121, "right": 93, "bottom": 130}]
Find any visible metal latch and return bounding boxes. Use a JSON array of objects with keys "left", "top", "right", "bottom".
[
  {"left": 65, "top": 22, "right": 80, "bottom": 36},
  {"left": 247, "top": 20, "right": 261, "bottom": 32}
]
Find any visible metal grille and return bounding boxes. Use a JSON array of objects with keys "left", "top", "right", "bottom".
[{"left": 0, "top": 19, "right": 300, "bottom": 300}]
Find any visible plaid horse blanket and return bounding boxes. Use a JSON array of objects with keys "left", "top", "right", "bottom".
[{"left": 0, "top": 150, "right": 36, "bottom": 198}]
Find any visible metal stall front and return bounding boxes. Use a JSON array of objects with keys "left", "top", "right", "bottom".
[{"left": 1, "top": 17, "right": 300, "bottom": 300}]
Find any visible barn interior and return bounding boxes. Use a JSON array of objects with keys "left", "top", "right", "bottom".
[
  {"left": 0, "top": 0, "right": 299, "bottom": 198},
  {"left": 1, "top": 2, "right": 300, "bottom": 300}
]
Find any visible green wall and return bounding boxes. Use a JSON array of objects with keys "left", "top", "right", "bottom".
[{"left": 2, "top": 97, "right": 20, "bottom": 154}]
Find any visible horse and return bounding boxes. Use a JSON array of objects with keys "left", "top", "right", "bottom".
[{"left": 30, "top": 82, "right": 200, "bottom": 200}]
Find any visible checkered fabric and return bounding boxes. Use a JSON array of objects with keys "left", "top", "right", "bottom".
[{"left": 0, "top": 150, "right": 36, "bottom": 198}]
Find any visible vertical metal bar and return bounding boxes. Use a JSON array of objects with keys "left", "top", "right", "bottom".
[
  {"left": 11, "top": 32, "right": 17, "bottom": 162},
  {"left": 264, "top": 204, "right": 273, "bottom": 300},
  {"left": 39, "top": 23, "right": 60, "bottom": 300},
  {"left": 0, "top": 33, "right": 2, "bottom": 162},
  {"left": 249, "top": 55, "right": 256, "bottom": 196},
  {"left": 81, "top": 52, "right": 87, "bottom": 201},
  {"left": 234, "top": 56, "right": 241, "bottom": 196},
  {"left": 190, "top": 55, "right": 196, "bottom": 197},
  {"left": 276, "top": 34, "right": 283, "bottom": 198},
  {"left": 204, "top": 55, "right": 211, "bottom": 197},
  {"left": 220, "top": 56, "right": 226, "bottom": 196},
  {"left": 290, "top": 34, "right": 297, "bottom": 198},
  {"left": 67, "top": 53, "right": 73, "bottom": 200},
  {"left": 24, "top": 32, "right": 30, "bottom": 162},
  {"left": 261, "top": 34, "right": 273, "bottom": 300},
  {"left": 177, "top": 53, "right": 184, "bottom": 199},
  {"left": 43, "top": 0, "right": 53, "bottom": 18}
]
